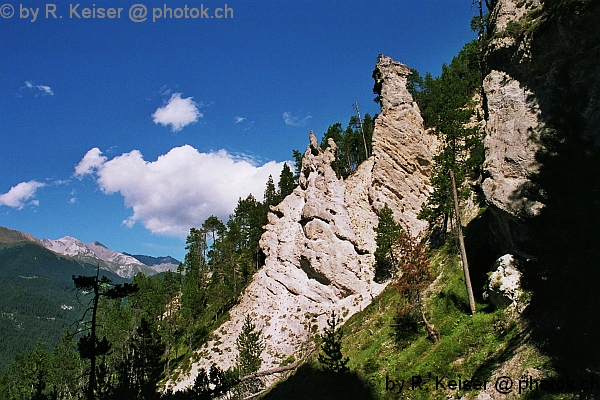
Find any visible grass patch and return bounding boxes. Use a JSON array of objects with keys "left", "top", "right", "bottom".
[{"left": 339, "top": 251, "right": 525, "bottom": 399}]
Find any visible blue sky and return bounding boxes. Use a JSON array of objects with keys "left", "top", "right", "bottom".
[{"left": 0, "top": 1, "right": 478, "bottom": 261}]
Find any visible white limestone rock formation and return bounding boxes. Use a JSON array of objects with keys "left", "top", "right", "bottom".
[{"left": 169, "top": 55, "right": 434, "bottom": 392}]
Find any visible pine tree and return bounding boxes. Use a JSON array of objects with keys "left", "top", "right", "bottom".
[
  {"left": 415, "top": 41, "right": 483, "bottom": 233},
  {"left": 181, "top": 228, "right": 206, "bottom": 349},
  {"left": 263, "top": 175, "right": 277, "bottom": 207},
  {"left": 1, "top": 341, "right": 51, "bottom": 399},
  {"left": 292, "top": 149, "right": 303, "bottom": 183},
  {"left": 374, "top": 204, "right": 403, "bottom": 282},
  {"left": 277, "top": 163, "right": 296, "bottom": 201},
  {"left": 411, "top": 41, "right": 482, "bottom": 314},
  {"left": 318, "top": 311, "right": 349, "bottom": 373},
  {"left": 131, "top": 318, "right": 165, "bottom": 398},
  {"left": 236, "top": 315, "right": 265, "bottom": 376},
  {"left": 48, "top": 332, "right": 83, "bottom": 399},
  {"left": 192, "top": 368, "right": 211, "bottom": 399}
]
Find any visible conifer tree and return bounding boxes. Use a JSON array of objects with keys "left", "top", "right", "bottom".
[
  {"left": 277, "top": 163, "right": 296, "bottom": 201},
  {"left": 72, "top": 265, "right": 137, "bottom": 400},
  {"left": 131, "top": 318, "right": 165, "bottom": 398},
  {"left": 236, "top": 315, "right": 265, "bottom": 376},
  {"left": 414, "top": 41, "right": 483, "bottom": 233},
  {"left": 318, "top": 311, "right": 349, "bottom": 373},
  {"left": 48, "top": 332, "right": 84, "bottom": 399},
  {"left": 411, "top": 41, "right": 481, "bottom": 314},
  {"left": 374, "top": 204, "right": 402, "bottom": 282},
  {"left": 263, "top": 175, "right": 278, "bottom": 207},
  {"left": 1, "top": 341, "right": 51, "bottom": 399},
  {"left": 292, "top": 149, "right": 303, "bottom": 183}
]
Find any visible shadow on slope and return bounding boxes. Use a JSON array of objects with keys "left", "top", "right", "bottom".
[{"left": 261, "top": 364, "right": 377, "bottom": 400}]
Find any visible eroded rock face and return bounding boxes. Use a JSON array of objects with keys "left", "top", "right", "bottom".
[
  {"left": 486, "top": 0, "right": 541, "bottom": 53},
  {"left": 169, "top": 55, "right": 434, "bottom": 392},
  {"left": 371, "top": 55, "right": 436, "bottom": 235},
  {"left": 482, "top": 69, "right": 543, "bottom": 219},
  {"left": 482, "top": 0, "right": 544, "bottom": 254}
]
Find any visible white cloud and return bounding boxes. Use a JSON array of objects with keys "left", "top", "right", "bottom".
[
  {"left": 73, "top": 148, "right": 107, "bottom": 179},
  {"left": 78, "top": 145, "right": 287, "bottom": 236},
  {"left": 234, "top": 116, "right": 246, "bottom": 124},
  {"left": 283, "top": 111, "right": 312, "bottom": 127},
  {"left": 0, "top": 181, "right": 45, "bottom": 209},
  {"left": 152, "top": 93, "right": 201, "bottom": 132},
  {"left": 23, "top": 80, "right": 54, "bottom": 96}
]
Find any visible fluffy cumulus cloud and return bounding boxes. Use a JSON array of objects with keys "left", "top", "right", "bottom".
[
  {"left": 73, "top": 148, "right": 107, "bottom": 178},
  {"left": 283, "top": 111, "right": 312, "bottom": 127},
  {"left": 0, "top": 181, "right": 45, "bottom": 209},
  {"left": 152, "top": 93, "right": 201, "bottom": 132},
  {"left": 76, "top": 145, "right": 287, "bottom": 236}
]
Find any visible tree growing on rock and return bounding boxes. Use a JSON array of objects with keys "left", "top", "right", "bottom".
[
  {"left": 277, "top": 163, "right": 296, "bottom": 202},
  {"left": 413, "top": 41, "right": 483, "bottom": 234}
]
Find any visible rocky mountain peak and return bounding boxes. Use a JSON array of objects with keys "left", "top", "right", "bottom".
[{"left": 90, "top": 240, "right": 108, "bottom": 249}]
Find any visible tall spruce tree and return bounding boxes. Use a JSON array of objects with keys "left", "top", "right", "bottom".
[
  {"left": 263, "top": 175, "right": 278, "bottom": 207},
  {"left": 412, "top": 41, "right": 482, "bottom": 314},
  {"left": 292, "top": 149, "right": 303, "bottom": 183}
]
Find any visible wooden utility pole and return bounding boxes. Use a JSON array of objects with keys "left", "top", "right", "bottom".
[
  {"left": 352, "top": 102, "right": 369, "bottom": 158},
  {"left": 449, "top": 169, "right": 476, "bottom": 315}
]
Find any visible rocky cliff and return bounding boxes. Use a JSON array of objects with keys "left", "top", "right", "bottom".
[
  {"left": 170, "top": 55, "right": 435, "bottom": 391},
  {"left": 481, "top": 0, "right": 545, "bottom": 254},
  {"left": 482, "top": 0, "right": 600, "bottom": 254},
  {"left": 480, "top": 0, "right": 600, "bottom": 384}
]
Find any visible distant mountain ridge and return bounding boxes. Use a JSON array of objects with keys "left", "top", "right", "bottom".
[
  {"left": 123, "top": 253, "right": 181, "bottom": 273},
  {"left": 124, "top": 253, "right": 179, "bottom": 267},
  {"left": 0, "top": 226, "right": 180, "bottom": 278},
  {"left": 0, "top": 226, "right": 40, "bottom": 245}
]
